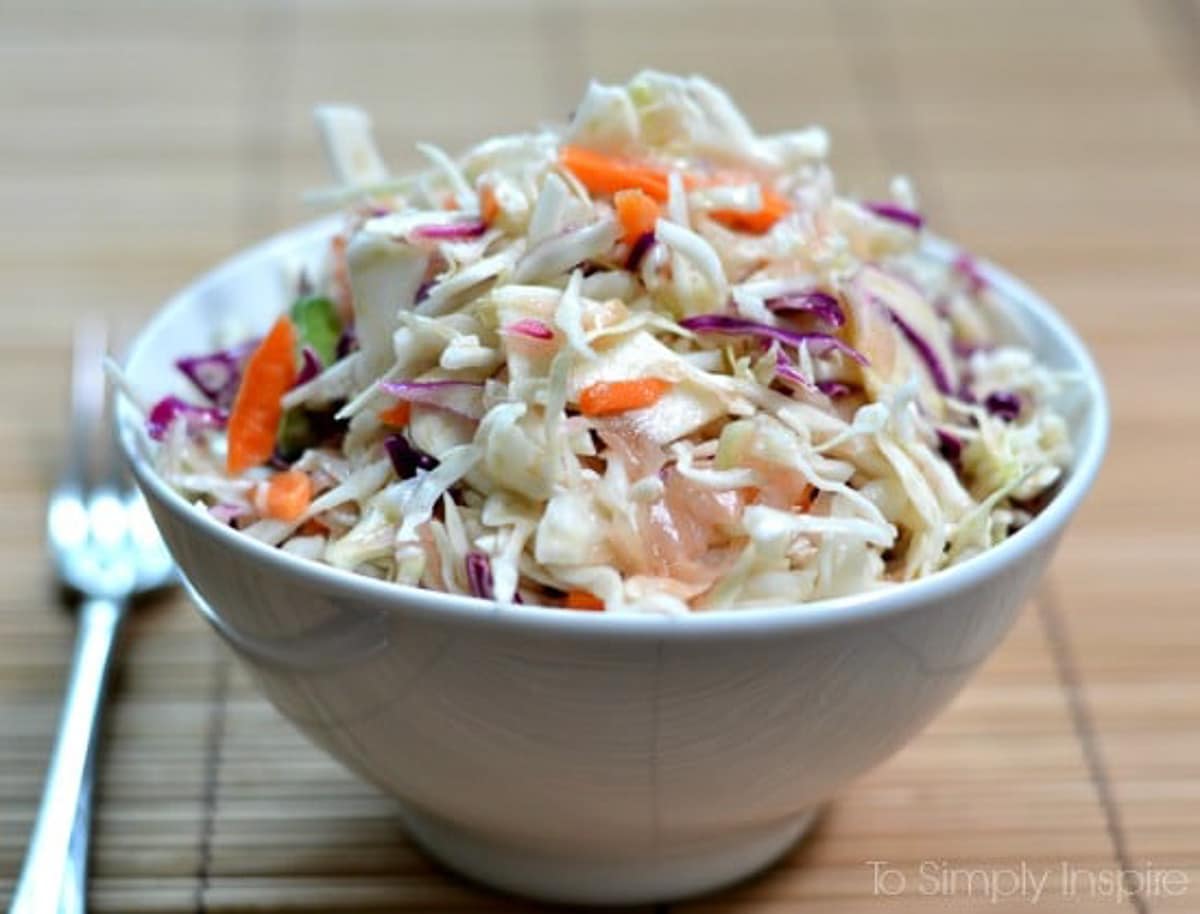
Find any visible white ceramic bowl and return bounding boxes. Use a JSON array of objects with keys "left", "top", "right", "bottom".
[{"left": 118, "top": 218, "right": 1108, "bottom": 906}]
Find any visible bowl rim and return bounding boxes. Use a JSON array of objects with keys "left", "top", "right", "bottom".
[{"left": 118, "top": 217, "right": 1109, "bottom": 640}]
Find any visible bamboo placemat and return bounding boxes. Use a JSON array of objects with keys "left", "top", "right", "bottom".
[{"left": 2, "top": 1, "right": 1198, "bottom": 911}]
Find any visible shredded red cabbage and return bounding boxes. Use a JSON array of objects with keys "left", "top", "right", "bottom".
[
  {"left": 413, "top": 221, "right": 487, "bottom": 240},
  {"left": 863, "top": 201, "right": 924, "bottom": 230},
  {"left": 952, "top": 340, "right": 992, "bottom": 359},
  {"left": 336, "top": 326, "right": 358, "bottom": 360},
  {"left": 384, "top": 433, "right": 439, "bottom": 478},
  {"left": 936, "top": 428, "right": 964, "bottom": 466},
  {"left": 175, "top": 339, "right": 258, "bottom": 408},
  {"left": 679, "top": 315, "right": 868, "bottom": 365},
  {"left": 776, "top": 364, "right": 861, "bottom": 400},
  {"left": 146, "top": 396, "right": 228, "bottom": 441},
  {"left": 465, "top": 551, "right": 494, "bottom": 600},
  {"left": 209, "top": 503, "right": 247, "bottom": 526},
  {"left": 766, "top": 290, "right": 845, "bottom": 327},
  {"left": 378, "top": 379, "right": 486, "bottom": 420},
  {"left": 952, "top": 252, "right": 987, "bottom": 294},
  {"left": 626, "top": 231, "right": 655, "bottom": 271},
  {"left": 984, "top": 390, "right": 1022, "bottom": 422},
  {"left": 772, "top": 354, "right": 815, "bottom": 391},
  {"left": 295, "top": 346, "right": 322, "bottom": 385},
  {"left": 816, "top": 379, "right": 859, "bottom": 399},
  {"left": 503, "top": 318, "right": 555, "bottom": 341},
  {"left": 887, "top": 310, "right": 952, "bottom": 394}
]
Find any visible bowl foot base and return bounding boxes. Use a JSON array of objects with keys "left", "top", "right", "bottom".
[{"left": 397, "top": 804, "right": 818, "bottom": 906}]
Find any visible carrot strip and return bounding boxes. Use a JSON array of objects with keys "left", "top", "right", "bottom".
[
  {"left": 226, "top": 317, "right": 297, "bottom": 475},
  {"left": 564, "top": 590, "right": 604, "bottom": 611},
  {"left": 262, "top": 470, "right": 313, "bottom": 522},
  {"left": 614, "top": 188, "right": 661, "bottom": 246},
  {"left": 560, "top": 146, "right": 789, "bottom": 232},
  {"left": 684, "top": 170, "right": 791, "bottom": 234},
  {"left": 479, "top": 183, "right": 500, "bottom": 225},
  {"left": 578, "top": 378, "right": 673, "bottom": 416},
  {"left": 560, "top": 146, "right": 669, "bottom": 201},
  {"left": 710, "top": 186, "right": 791, "bottom": 233},
  {"left": 299, "top": 518, "right": 328, "bottom": 536},
  {"left": 797, "top": 484, "right": 817, "bottom": 512},
  {"left": 378, "top": 400, "right": 412, "bottom": 427}
]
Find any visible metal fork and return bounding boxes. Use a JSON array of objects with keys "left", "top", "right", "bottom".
[{"left": 9, "top": 323, "right": 174, "bottom": 914}]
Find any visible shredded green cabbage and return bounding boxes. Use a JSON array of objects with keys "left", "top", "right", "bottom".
[{"left": 145, "top": 72, "right": 1074, "bottom": 613}]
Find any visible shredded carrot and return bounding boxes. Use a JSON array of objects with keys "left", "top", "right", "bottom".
[
  {"left": 797, "top": 484, "right": 817, "bottom": 512},
  {"left": 378, "top": 400, "right": 412, "bottom": 427},
  {"left": 226, "top": 317, "right": 297, "bottom": 475},
  {"left": 564, "top": 590, "right": 604, "bottom": 611},
  {"left": 479, "top": 183, "right": 500, "bottom": 224},
  {"left": 578, "top": 378, "right": 673, "bottom": 416},
  {"left": 441, "top": 192, "right": 459, "bottom": 211},
  {"left": 614, "top": 188, "right": 661, "bottom": 246},
  {"left": 262, "top": 470, "right": 313, "bottom": 522},
  {"left": 299, "top": 518, "right": 328, "bottom": 536},
  {"left": 710, "top": 185, "right": 791, "bottom": 233},
  {"left": 559, "top": 146, "right": 669, "bottom": 202},
  {"left": 681, "top": 170, "right": 791, "bottom": 234},
  {"left": 559, "top": 146, "right": 789, "bottom": 233},
  {"left": 740, "top": 486, "right": 761, "bottom": 504}
]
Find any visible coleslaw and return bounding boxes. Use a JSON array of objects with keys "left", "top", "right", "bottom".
[{"left": 129, "top": 72, "right": 1075, "bottom": 614}]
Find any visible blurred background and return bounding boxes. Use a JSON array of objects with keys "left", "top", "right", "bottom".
[{"left": 2, "top": 0, "right": 1197, "bottom": 911}]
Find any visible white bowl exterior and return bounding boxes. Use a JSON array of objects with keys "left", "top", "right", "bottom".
[
  {"left": 120, "top": 219, "right": 1107, "bottom": 903},
  {"left": 149, "top": 486, "right": 1055, "bottom": 831}
]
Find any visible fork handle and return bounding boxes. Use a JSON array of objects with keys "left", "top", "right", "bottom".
[{"left": 8, "top": 596, "right": 126, "bottom": 914}]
